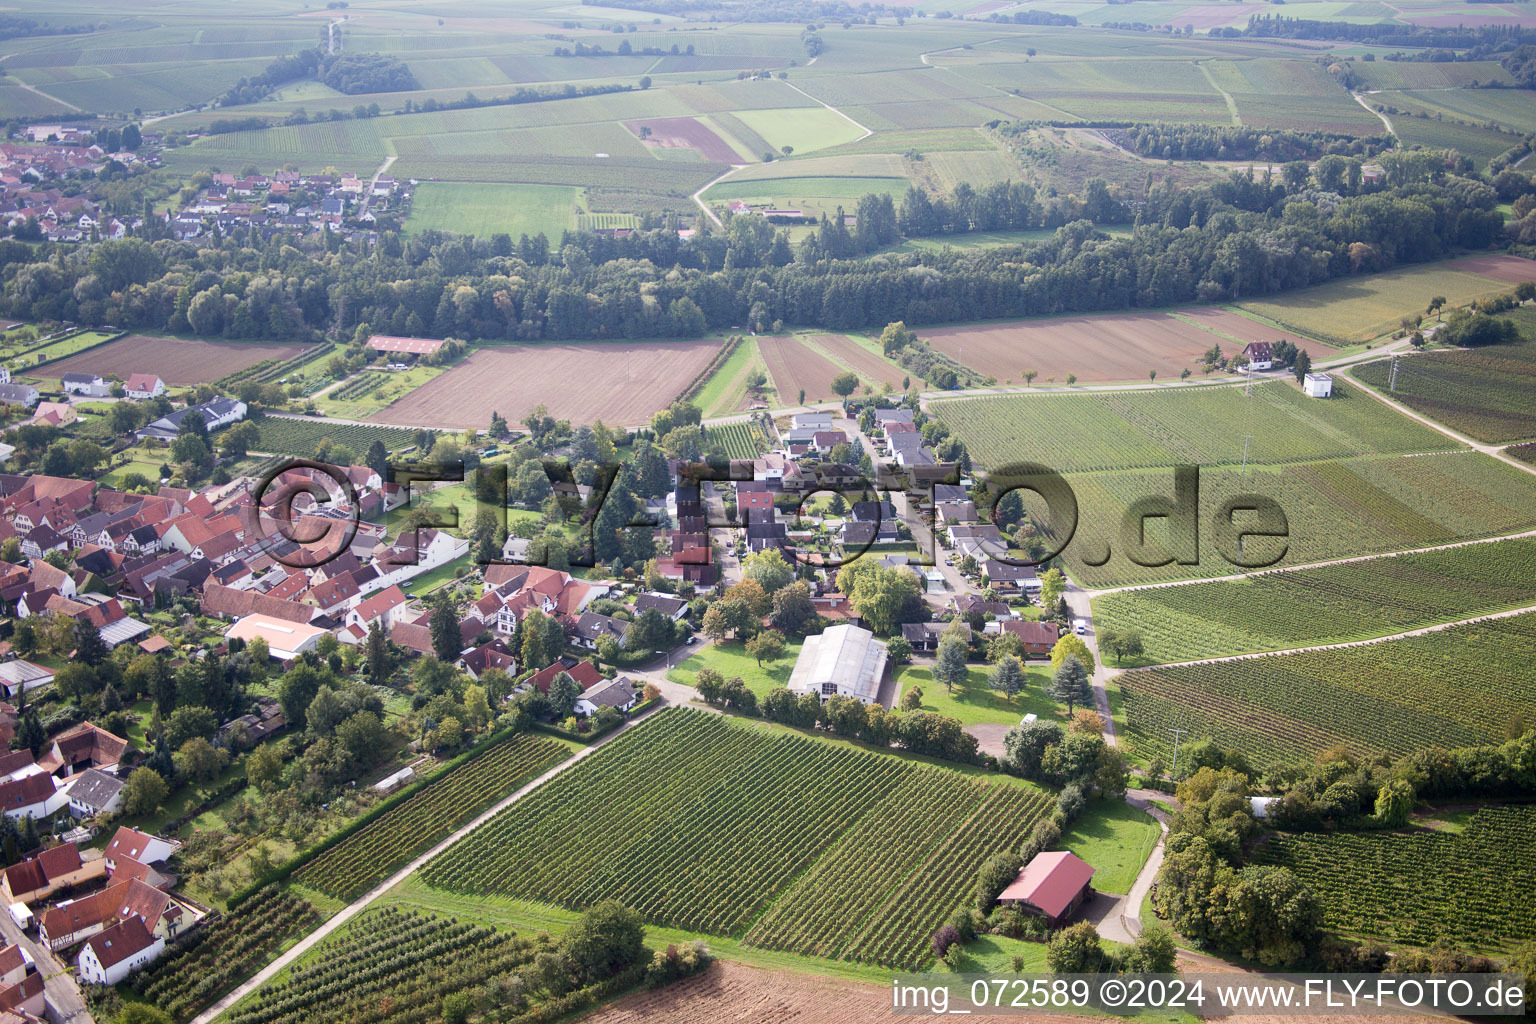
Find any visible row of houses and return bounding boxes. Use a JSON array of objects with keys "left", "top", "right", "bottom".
[{"left": 169, "top": 168, "right": 405, "bottom": 244}]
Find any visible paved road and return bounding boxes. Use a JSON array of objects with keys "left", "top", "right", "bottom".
[
  {"left": 190, "top": 703, "right": 670, "bottom": 1024},
  {"left": 0, "top": 903, "right": 89, "bottom": 1024},
  {"left": 1062, "top": 581, "right": 1117, "bottom": 747}
]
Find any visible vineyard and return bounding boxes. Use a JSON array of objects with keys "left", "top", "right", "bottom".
[
  {"left": 130, "top": 886, "right": 317, "bottom": 1022},
  {"left": 1120, "top": 612, "right": 1536, "bottom": 768},
  {"left": 1352, "top": 337, "right": 1536, "bottom": 444},
  {"left": 1053, "top": 452, "right": 1536, "bottom": 589},
  {"left": 421, "top": 709, "right": 1047, "bottom": 968},
  {"left": 1254, "top": 806, "right": 1536, "bottom": 951},
  {"left": 934, "top": 379, "right": 1456, "bottom": 474},
  {"left": 705, "top": 421, "right": 766, "bottom": 459},
  {"left": 218, "top": 343, "right": 332, "bottom": 389},
  {"left": 221, "top": 907, "right": 546, "bottom": 1024},
  {"left": 331, "top": 370, "right": 393, "bottom": 401},
  {"left": 1093, "top": 537, "right": 1536, "bottom": 663},
  {"left": 253, "top": 416, "right": 431, "bottom": 458},
  {"left": 294, "top": 733, "right": 567, "bottom": 901}
]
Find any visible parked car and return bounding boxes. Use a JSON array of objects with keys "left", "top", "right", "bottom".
[{"left": 1074, "top": 620, "right": 1087, "bottom": 635}]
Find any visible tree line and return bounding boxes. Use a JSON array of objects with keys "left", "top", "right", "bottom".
[{"left": 0, "top": 166, "right": 1508, "bottom": 343}]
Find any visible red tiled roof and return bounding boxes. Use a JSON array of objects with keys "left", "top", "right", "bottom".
[
  {"left": 998, "top": 851, "right": 1095, "bottom": 919},
  {"left": 526, "top": 658, "right": 603, "bottom": 694},
  {"left": 86, "top": 915, "right": 156, "bottom": 969}
]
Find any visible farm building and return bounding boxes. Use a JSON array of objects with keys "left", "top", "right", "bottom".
[
  {"left": 1303, "top": 373, "right": 1334, "bottom": 398},
  {"left": 787, "top": 623, "right": 888, "bottom": 705},
  {"left": 60, "top": 372, "right": 109, "bottom": 397},
  {"left": 124, "top": 373, "right": 165, "bottom": 399},
  {"left": 997, "top": 851, "right": 1096, "bottom": 927},
  {"left": 1242, "top": 341, "right": 1274, "bottom": 371},
  {"left": 367, "top": 335, "right": 444, "bottom": 358}
]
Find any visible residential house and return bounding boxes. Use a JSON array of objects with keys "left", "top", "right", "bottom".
[
  {"left": 0, "top": 384, "right": 38, "bottom": 409},
  {"left": 570, "top": 611, "right": 628, "bottom": 651},
  {"left": 216, "top": 697, "right": 286, "bottom": 748},
  {"left": 1241, "top": 341, "right": 1274, "bottom": 371},
  {"left": 60, "top": 373, "right": 109, "bottom": 398},
  {"left": 983, "top": 559, "right": 1038, "bottom": 594},
  {"left": 63, "top": 768, "right": 126, "bottom": 818},
  {"left": 78, "top": 916, "right": 164, "bottom": 986},
  {"left": 633, "top": 593, "right": 688, "bottom": 621},
  {"left": 0, "top": 843, "right": 106, "bottom": 905},
  {"left": 0, "top": 942, "right": 42, "bottom": 1017},
  {"left": 344, "top": 584, "right": 407, "bottom": 631},
  {"left": 989, "top": 619, "right": 1060, "bottom": 656},
  {"left": 900, "top": 621, "right": 969, "bottom": 653},
  {"left": 38, "top": 722, "right": 129, "bottom": 779},
  {"left": 0, "top": 774, "right": 66, "bottom": 820},
  {"left": 574, "top": 676, "right": 638, "bottom": 716},
  {"left": 524, "top": 657, "right": 603, "bottom": 695},
  {"left": 457, "top": 639, "right": 516, "bottom": 681},
  {"left": 123, "top": 373, "right": 165, "bottom": 400},
  {"left": 103, "top": 827, "right": 178, "bottom": 873}
]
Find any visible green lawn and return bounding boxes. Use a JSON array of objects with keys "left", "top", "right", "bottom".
[
  {"left": 403, "top": 562, "right": 469, "bottom": 598},
  {"left": 404, "top": 182, "right": 578, "bottom": 241},
  {"left": 896, "top": 664, "right": 1061, "bottom": 727},
  {"left": 1061, "top": 799, "right": 1161, "bottom": 896},
  {"left": 318, "top": 364, "right": 445, "bottom": 419},
  {"left": 666, "top": 638, "right": 801, "bottom": 697}
]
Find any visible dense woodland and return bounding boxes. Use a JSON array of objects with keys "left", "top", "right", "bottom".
[{"left": 0, "top": 161, "right": 1521, "bottom": 342}]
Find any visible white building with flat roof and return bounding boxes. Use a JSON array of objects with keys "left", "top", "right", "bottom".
[
  {"left": 224, "top": 614, "right": 329, "bottom": 661},
  {"left": 787, "top": 623, "right": 888, "bottom": 705},
  {"left": 1303, "top": 372, "right": 1333, "bottom": 398}
]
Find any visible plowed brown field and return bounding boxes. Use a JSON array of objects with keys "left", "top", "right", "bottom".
[
  {"left": 1174, "top": 309, "right": 1336, "bottom": 357},
  {"left": 45, "top": 335, "right": 308, "bottom": 385},
  {"left": 758, "top": 335, "right": 847, "bottom": 404},
  {"left": 808, "top": 334, "right": 920, "bottom": 390},
  {"left": 625, "top": 117, "right": 741, "bottom": 163},
  {"left": 371, "top": 339, "right": 722, "bottom": 428}
]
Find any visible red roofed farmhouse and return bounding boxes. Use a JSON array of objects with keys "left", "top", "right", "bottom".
[
  {"left": 997, "top": 851, "right": 1096, "bottom": 927},
  {"left": 367, "top": 335, "right": 444, "bottom": 357}
]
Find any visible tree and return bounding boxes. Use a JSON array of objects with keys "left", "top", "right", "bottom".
[
  {"left": 1373, "top": 777, "right": 1415, "bottom": 825},
  {"left": 165, "top": 705, "right": 218, "bottom": 748},
  {"left": 1048, "top": 654, "right": 1091, "bottom": 715},
  {"left": 769, "top": 581, "right": 816, "bottom": 634},
  {"left": 900, "top": 684, "right": 923, "bottom": 712},
  {"left": 830, "top": 371, "right": 859, "bottom": 397},
  {"left": 745, "top": 629, "right": 786, "bottom": 666},
  {"left": 1292, "top": 348, "right": 1312, "bottom": 384},
  {"left": 118, "top": 1006, "right": 173, "bottom": 1024},
  {"left": 548, "top": 671, "right": 582, "bottom": 718},
  {"left": 1426, "top": 295, "right": 1446, "bottom": 320},
  {"left": 123, "top": 767, "right": 169, "bottom": 816},
  {"left": 694, "top": 666, "right": 724, "bottom": 704},
  {"left": 885, "top": 635, "right": 912, "bottom": 664},
  {"left": 1004, "top": 719, "right": 1062, "bottom": 779},
  {"left": 73, "top": 616, "right": 109, "bottom": 666},
  {"left": 1099, "top": 627, "right": 1142, "bottom": 665},
  {"left": 246, "top": 741, "right": 284, "bottom": 791},
  {"left": 277, "top": 662, "right": 331, "bottom": 729},
  {"left": 933, "top": 637, "right": 968, "bottom": 693},
  {"left": 563, "top": 900, "right": 646, "bottom": 982},
  {"left": 174, "top": 737, "right": 226, "bottom": 784},
  {"left": 365, "top": 618, "right": 392, "bottom": 685},
  {"left": 975, "top": 851, "right": 1022, "bottom": 913},
  {"left": 1050, "top": 634, "right": 1095, "bottom": 675},
  {"left": 842, "top": 560, "right": 923, "bottom": 636},
  {"left": 429, "top": 595, "right": 463, "bottom": 662},
  {"left": 991, "top": 654, "right": 1025, "bottom": 701},
  {"left": 1046, "top": 921, "right": 1108, "bottom": 973},
  {"left": 1038, "top": 568, "right": 1066, "bottom": 610},
  {"left": 742, "top": 548, "right": 793, "bottom": 594},
  {"left": 1123, "top": 925, "right": 1178, "bottom": 974}
]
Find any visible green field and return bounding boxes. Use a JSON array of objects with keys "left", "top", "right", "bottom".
[
  {"left": 1120, "top": 611, "right": 1536, "bottom": 768},
  {"left": 666, "top": 638, "right": 802, "bottom": 697},
  {"left": 1060, "top": 799, "right": 1161, "bottom": 896},
  {"left": 895, "top": 664, "right": 1059, "bottom": 727},
  {"left": 1352, "top": 314, "right": 1536, "bottom": 444},
  {"left": 1254, "top": 805, "right": 1536, "bottom": 952},
  {"left": 1055, "top": 450, "right": 1536, "bottom": 589},
  {"left": 419, "top": 708, "right": 1054, "bottom": 971},
  {"left": 1235, "top": 260, "right": 1531, "bottom": 345},
  {"left": 404, "top": 182, "right": 577, "bottom": 240},
  {"left": 1094, "top": 537, "right": 1536, "bottom": 664},
  {"left": 936, "top": 378, "right": 1456, "bottom": 474},
  {"left": 733, "top": 107, "right": 867, "bottom": 155}
]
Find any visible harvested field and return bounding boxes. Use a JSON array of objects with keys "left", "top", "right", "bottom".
[
  {"left": 921, "top": 311, "right": 1224, "bottom": 383},
  {"left": 808, "top": 334, "right": 920, "bottom": 390},
  {"left": 1175, "top": 308, "right": 1336, "bottom": 356},
  {"left": 1452, "top": 253, "right": 1536, "bottom": 283},
  {"left": 758, "top": 334, "right": 847, "bottom": 403},
  {"left": 45, "top": 335, "right": 309, "bottom": 386},
  {"left": 625, "top": 117, "right": 741, "bottom": 164},
  {"left": 371, "top": 339, "right": 722, "bottom": 428},
  {"left": 582, "top": 961, "right": 1069, "bottom": 1023}
]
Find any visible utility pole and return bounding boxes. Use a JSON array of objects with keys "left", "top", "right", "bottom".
[
  {"left": 1169, "top": 728, "right": 1188, "bottom": 780},
  {"left": 1389, "top": 354, "right": 1400, "bottom": 393},
  {"left": 1240, "top": 433, "right": 1254, "bottom": 475}
]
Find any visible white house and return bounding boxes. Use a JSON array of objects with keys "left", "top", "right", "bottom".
[
  {"left": 78, "top": 916, "right": 164, "bottom": 985},
  {"left": 1242, "top": 341, "right": 1274, "bottom": 371},
  {"left": 123, "top": 373, "right": 165, "bottom": 400},
  {"left": 1303, "top": 372, "right": 1334, "bottom": 398},
  {"left": 104, "top": 827, "right": 180, "bottom": 873},
  {"left": 60, "top": 373, "right": 110, "bottom": 398},
  {"left": 64, "top": 769, "right": 125, "bottom": 818},
  {"left": 0, "top": 774, "right": 68, "bottom": 821},
  {"left": 575, "top": 676, "right": 638, "bottom": 716},
  {"left": 345, "top": 584, "right": 409, "bottom": 631},
  {"left": 224, "top": 614, "right": 329, "bottom": 661},
  {"left": 786, "top": 623, "right": 888, "bottom": 705}
]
